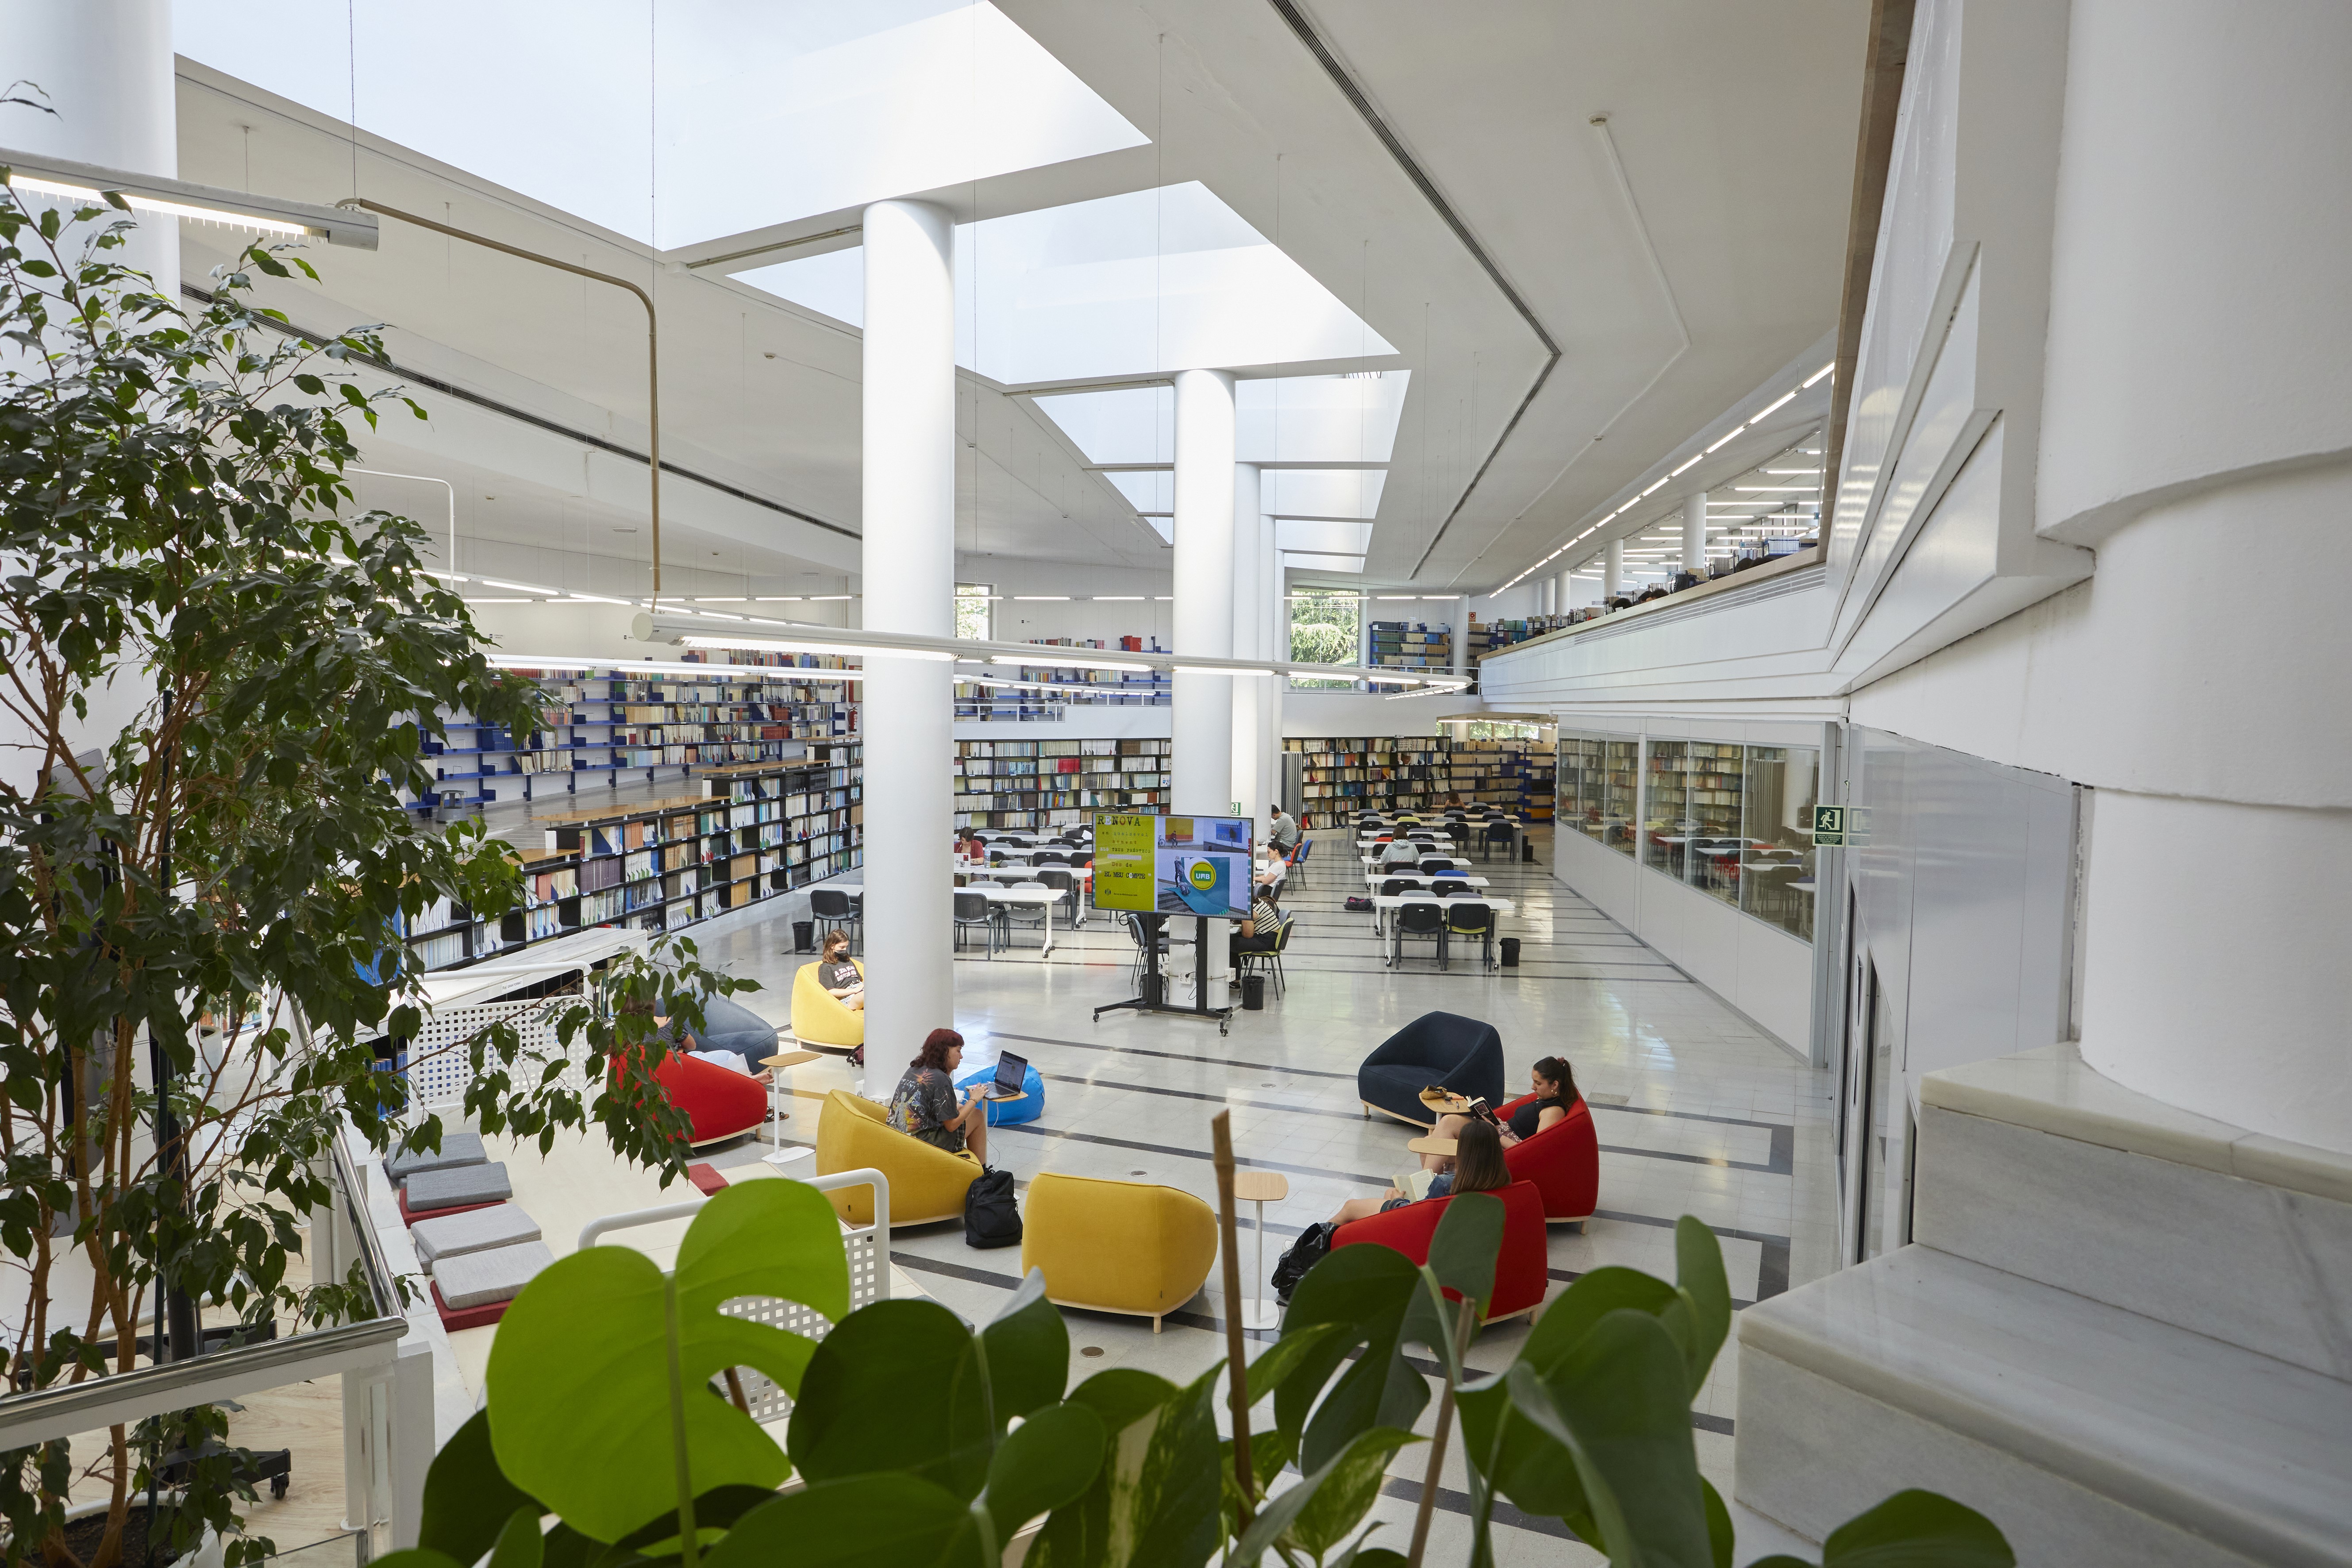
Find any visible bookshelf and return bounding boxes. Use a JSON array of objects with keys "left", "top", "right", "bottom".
[
  {"left": 1369, "top": 619, "right": 1452, "bottom": 672},
  {"left": 413, "top": 655, "right": 859, "bottom": 812},
  {"left": 955, "top": 636, "right": 1172, "bottom": 722},
  {"left": 953, "top": 737, "right": 1170, "bottom": 829},
  {"left": 1280, "top": 735, "right": 1544, "bottom": 818},
  {"left": 399, "top": 745, "right": 863, "bottom": 973}
]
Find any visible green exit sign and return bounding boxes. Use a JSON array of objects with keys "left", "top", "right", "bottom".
[{"left": 1812, "top": 805, "right": 1846, "bottom": 846}]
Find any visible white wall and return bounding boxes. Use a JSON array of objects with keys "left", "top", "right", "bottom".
[{"left": 954, "top": 555, "right": 1174, "bottom": 648}]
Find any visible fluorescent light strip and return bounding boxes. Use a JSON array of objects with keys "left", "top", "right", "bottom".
[
  {"left": 1012, "top": 595, "right": 1070, "bottom": 601},
  {"left": 1802, "top": 362, "right": 1835, "bottom": 388},
  {"left": 1748, "top": 391, "right": 1798, "bottom": 425},
  {"left": 477, "top": 578, "right": 558, "bottom": 595},
  {"left": 489, "top": 654, "right": 865, "bottom": 681},
  {"left": 6, "top": 173, "right": 309, "bottom": 236}
]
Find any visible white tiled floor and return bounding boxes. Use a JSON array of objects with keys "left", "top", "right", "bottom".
[{"left": 670, "top": 825, "right": 1840, "bottom": 1564}]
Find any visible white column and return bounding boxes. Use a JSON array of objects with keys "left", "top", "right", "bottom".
[
  {"left": 1684, "top": 492, "right": 1709, "bottom": 573},
  {"left": 1171, "top": 369, "right": 1236, "bottom": 813},
  {"left": 1452, "top": 597, "right": 1469, "bottom": 680},
  {"left": 1260, "top": 522, "right": 1282, "bottom": 821},
  {"left": 860, "top": 198, "right": 956, "bottom": 1048},
  {"left": 1555, "top": 567, "right": 1575, "bottom": 613},
  {"left": 1604, "top": 539, "right": 1624, "bottom": 600},
  {"left": 1230, "top": 462, "right": 1262, "bottom": 830},
  {"left": 4, "top": 1, "right": 177, "bottom": 295}
]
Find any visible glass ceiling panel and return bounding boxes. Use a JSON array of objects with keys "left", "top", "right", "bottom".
[
  {"left": 1104, "top": 472, "right": 1173, "bottom": 514},
  {"left": 1281, "top": 551, "right": 1366, "bottom": 574},
  {"left": 174, "top": 0, "right": 1144, "bottom": 250},
  {"left": 1032, "top": 372, "right": 1409, "bottom": 467},
  {"left": 1277, "top": 519, "right": 1374, "bottom": 555},
  {"left": 734, "top": 182, "right": 1396, "bottom": 382},
  {"left": 1264, "top": 470, "right": 1386, "bottom": 520}
]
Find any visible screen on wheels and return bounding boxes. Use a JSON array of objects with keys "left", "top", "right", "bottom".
[{"left": 1155, "top": 815, "right": 1253, "bottom": 918}]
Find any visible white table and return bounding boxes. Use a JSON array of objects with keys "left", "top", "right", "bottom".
[
  {"left": 1360, "top": 855, "right": 1467, "bottom": 874},
  {"left": 826, "top": 879, "right": 1073, "bottom": 956},
  {"left": 957, "top": 861, "right": 1093, "bottom": 924},
  {"left": 1363, "top": 871, "right": 1491, "bottom": 890},
  {"left": 1371, "top": 893, "right": 1517, "bottom": 963}
]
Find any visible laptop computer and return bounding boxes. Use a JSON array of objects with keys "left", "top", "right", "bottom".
[{"left": 983, "top": 1050, "right": 1029, "bottom": 1101}]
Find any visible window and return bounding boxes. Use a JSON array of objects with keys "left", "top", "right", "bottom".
[
  {"left": 1740, "top": 745, "right": 1820, "bottom": 939},
  {"left": 1464, "top": 720, "right": 1540, "bottom": 741},
  {"left": 1559, "top": 732, "right": 1640, "bottom": 856},
  {"left": 1287, "top": 589, "right": 1359, "bottom": 688},
  {"left": 1640, "top": 740, "right": 1744, "bottom": 900},
  {"left": 955, "top": 583, "right": 992, "bottom": 641}
]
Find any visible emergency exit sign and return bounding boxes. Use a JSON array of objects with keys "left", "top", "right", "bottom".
[{"left": 1812, "top": 805, "right": 1846, "bottom": 846}]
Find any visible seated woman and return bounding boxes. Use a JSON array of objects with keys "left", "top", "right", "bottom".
[
  {"left": 886, "top": 1027, "right": 988, "bottom": 1167},
  {"left": 1378, "top": 835, "right": 1424, "bottom": 870},
  {"left": 817, "top": 929, "right": 864, "bottom": 1012},
  {"left": 1328, "top": 1118, "right": 1510, "bottom": 1226},
  {"left": 1435, "top": 1055, "right": 1581, "bottom": 1149},
  {"left": 1232, "top": 883, "right": 1283, "bottom": 956},
  {"left": 955, "top": 828, "right": 987, "bottom": 863}
]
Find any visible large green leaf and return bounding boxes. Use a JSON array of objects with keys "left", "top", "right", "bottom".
[
  {"left": 1280, "top": 1427, "right": 1424, "bottom": 1562},
  {"left": 416, "top": 1410, "right": 539, "bottom": 1563},
  {"left": 1504, "top": 1309, "right": 1714, "bottom": 1568},
  {"left": 981, "top": 1402, "right": 1106, "bottom": 1540},
  {"left": 488, "top": 1506, "right": 544, "bottom": 1568},
  {"left": 1243, "top": 1320, "right": 1344, "bottom": 1407},
  {"left": 1273, "top": 1243, "right": 1429, "bottom": 1472},
  {"left": 701, "top": 1476, "right": 983, "bottom": 1568},
  {"left": 1701, "top": 1476, "right": 1735, "bottom": 1568},
  {"left": 1459, "top": 1266, "right": 1678, "bottom": 1519},
  {"left": 1659, "top": 1217, "right": 1733, "bottom": 1398},
  {"left": 788, "top": 1298, "right": 993, "bottom": 1498},
  {"left": 1218, "top": 1428, "right": 1298, "bottom": 1541},
  {"left": 978, "top": 1268, "right": 1069, "bottom": 1429},
  {"left": 1026, "top": 1366, "right": 1222, "bottom": 1568},
  {"left": 1821, "top": 1490, "right": 2014, "bottom": 1568},
  {"left": 486, "top": 1180, "right": 848, "bottom": 1543}
]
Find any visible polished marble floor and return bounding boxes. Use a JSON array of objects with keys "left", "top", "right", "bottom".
[{"left": 666, "top": 824, "right": 1840, "bottom": 1564}]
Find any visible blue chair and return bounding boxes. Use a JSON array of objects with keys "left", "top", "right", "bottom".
[
  {"left": 1356, "top": 1011, "right": 1506, "bottom": 1128},
  {"left": 954, "top": 1059, "right": 1045, "bottom": 1126}
]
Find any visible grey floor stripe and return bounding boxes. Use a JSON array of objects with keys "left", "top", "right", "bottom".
[{"left": 981, "top": 1030, "right": 1359, "bottom": 1081}]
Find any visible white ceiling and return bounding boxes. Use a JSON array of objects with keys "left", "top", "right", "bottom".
[{"left": 167, "top": 0, "right": 1867, "bottom": 595}]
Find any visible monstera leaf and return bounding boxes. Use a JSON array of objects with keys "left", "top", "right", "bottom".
[
  {"left": 484, "top": 1179, "right": 849, "bottom": 1543},
  {"left": 1025, "top": 1365, "right": 1222, "bottom": 1568}
]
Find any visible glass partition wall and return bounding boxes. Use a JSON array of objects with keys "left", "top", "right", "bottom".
[{"left": 1556, "top": 731, "right": 1821, "bottom": 940}]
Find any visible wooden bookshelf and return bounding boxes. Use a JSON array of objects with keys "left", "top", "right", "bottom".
[
  {"left": 1280, "top": 735, "right": 1545, "bottom": 818},
  {"left": 953, "top": 737, "right": 1170, "bottom": 828}
]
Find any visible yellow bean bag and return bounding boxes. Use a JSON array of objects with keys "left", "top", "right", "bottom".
[
  {"left": 791, "top": 959, "right": 865, "bottom": 1049},
  {"left": 1019, "top": 1173, "right": 1217, "bottom": 1332},
  {"left": 813, "top": 1089, "right": 977, "bottom": 1227}
]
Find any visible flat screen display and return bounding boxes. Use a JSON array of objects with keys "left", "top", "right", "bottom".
[{"left": 1155, "top": 815, "right": 1253, "bottom": 917}]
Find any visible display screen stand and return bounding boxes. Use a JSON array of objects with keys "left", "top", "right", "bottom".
[{"left": 1094, "top": 913, "right": 1236, "bottom": 1036}]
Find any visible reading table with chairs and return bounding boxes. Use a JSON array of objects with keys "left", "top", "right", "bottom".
[{"left": 1377, "top": 890, "right": 1514, "bottom": 970}]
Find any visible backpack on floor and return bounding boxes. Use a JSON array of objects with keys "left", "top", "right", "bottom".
[
  {"left": 1343, "top": 895, "right": 1373, "bottom": 912},
  {"left": 1271, "top": 1221, "right": 1336, "bottom": 1302},
  {"left": 963, "top": 1167, "right": 1022, "bottom": 1249}
]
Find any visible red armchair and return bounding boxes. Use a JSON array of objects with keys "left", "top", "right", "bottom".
[
  {"left": 635, "top": 1051, "right": 767, "bottom": 1146},
  {"left": 1333, "top": 1179, "right": 1548, "bottom": 1322},
  {"left": 1496, "top": 1094, "right": 1600, "bottom": 1223}
]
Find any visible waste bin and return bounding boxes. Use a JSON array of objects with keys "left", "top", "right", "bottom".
[
  {"left": 792, "top": 920, "right": 815, "bottom": 953},
  {"left": 1499, "top": 937, "right": 1522, "bottom": 967},
  {"left": 1521, "top": 839, "right": 1536, "bottom": 863},
  {"left": 1240, "top": 974, "right": 1266, "bottom": 1010}
]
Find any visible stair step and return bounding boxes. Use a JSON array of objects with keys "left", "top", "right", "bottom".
[{"left": 1736, "top": 1246, "right": 2352, "bottom": 1568}]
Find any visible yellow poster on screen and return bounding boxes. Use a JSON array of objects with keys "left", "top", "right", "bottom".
[{"left": 1093, "top": 812, "right": 1157, "bottom": 912}]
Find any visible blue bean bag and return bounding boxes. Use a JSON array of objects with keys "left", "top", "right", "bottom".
[
  {"left": 684, "top": 994, "right": 779, "bottom": 1072},
  {"left": 1357, "top": 1011, "right": 1506, "bottom": 1128},
  {"left": 955, "top": 1060, "right": 1046, "bottom": 1126}
]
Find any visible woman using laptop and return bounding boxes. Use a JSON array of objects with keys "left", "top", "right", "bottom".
[{"left": 887, "top": 1027, "right": 988, "bottom": 1167}]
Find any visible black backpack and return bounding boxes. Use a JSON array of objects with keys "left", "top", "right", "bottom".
[
  {"left": 963, "top": 1167, "right": 1022, "bottom": 1249},
  {"left": 1270, "top": 1221, "right": 1335, "bottom": 1303},
  {"left": 1343, "top": 895, "right": 1373, "bottom": 912}
]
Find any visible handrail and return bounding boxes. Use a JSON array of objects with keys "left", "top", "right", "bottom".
[
  {"left": 1478, "top": 552, "right": 1825, "bottom": 664},
  {"left": 0, "top": 1144, "right": 406, "bottom": 1449}
]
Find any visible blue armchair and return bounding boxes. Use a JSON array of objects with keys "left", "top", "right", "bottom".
[{"left": 1356, "top": 1011, "right": 1507, "bottom": 1127}]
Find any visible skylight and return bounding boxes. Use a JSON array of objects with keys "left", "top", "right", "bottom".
[
  {"left": 734, "top": 182, "right": 1397, "bottom": 381},
  {"left": 175, "top": 0, "right": 1145, "bottom": 250},
  {"left": 1034, "top": 373, "right": 1410, "bottom": 466}
]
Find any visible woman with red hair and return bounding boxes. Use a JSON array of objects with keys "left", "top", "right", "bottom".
[{"left": 887, "top": 1027, "right": 988, "bottom": 1165}]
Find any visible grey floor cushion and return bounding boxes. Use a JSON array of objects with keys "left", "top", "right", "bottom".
[
  {"left": 388, "top": 1132, "right": 488, "bottom": 1182},
  {"left": 412, "top": 1202, "right": 541, "bottom": 1267},
  {"left": 404, "top": 1161, "right": 511, "bottom": 1212},
  {"left": 432, "top": 1239, "right": 554, "bottom": 1310}
]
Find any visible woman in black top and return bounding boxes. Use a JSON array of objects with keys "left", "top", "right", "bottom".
[
  {"left": 816, "top": 929, "right": 863, "bottom": 1013},
  {"left": 1435, "top": 1055, "right": 1582, "bottom": 1149},
  {"left": 886, "top": 1027, "right": 987, "bottom": 1165}
]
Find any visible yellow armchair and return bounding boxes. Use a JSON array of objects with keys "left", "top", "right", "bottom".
[
  {"left": 1020, "top": 1174, "right": 1218, "bottom": 1332},
  {"left": 813, "top": 1089, "right": 977, "bottom": 1226},
  {"left": 791, "top": 959, "right": 864, "bottom": 1049}
]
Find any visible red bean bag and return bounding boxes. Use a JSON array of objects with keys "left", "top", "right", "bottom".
[
  {"left": 1494, "top": 1094, "right": 1600, "bottom": 1222},
  {"left": 1333, "top": 1179, "right": 1548, "bottom": 1321},
  {"left": 610, "top": 1050, "right": 767, "bottom": 1146}
]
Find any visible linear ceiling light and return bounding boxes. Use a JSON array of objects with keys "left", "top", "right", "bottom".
[
  {"left": 1748, "top": 391, "right": 1798, "bottom": 425},
  {"left": 489, "top": 654, "right": 865, "bottom": 681},
  {"left": 1, "top": 148, "right": 379, "bottom": 246},
  {"left": 1802, "top": 362, "right": 1836, "bottom": 388}
]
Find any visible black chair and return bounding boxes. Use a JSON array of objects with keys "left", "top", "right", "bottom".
[
  {"left": 954, "top": 890, "right": 1005, "bottom": 957},
  {"left": 1392, "top": 901, "right": 1445, "bottom": 968},
  {"left": 1355, "top": 1011, "right": 1507, "bottom": 1125},
  {"left": 1123, "top": 911, "right": 1169, "bottom": 988},
  {"left": 1236, "top": 913, "right": 1294, "bottom": 998},
  {"left": 1444, "top": 901, "right": 1496, "bottom": 971},
  {"left": 1035, "top": 867, "right": 1078, "bottom": 925},
  {"left": 1419, "top": 857, "right": 1455, "bottom": 876},
  {"left": 1430, "top": 879, "right": 1470, "bottom": 899},
  {"left": 1033, "top": 850, "right": 1070, "bottom": 866},
  {"left": 1480, "top": 821, "right": 1516, "bottom": 862},
  {"left": 809, "top": 887, "right": 861, "bottom": 954},
  {"left": 1378, "top": 876, "right": 1411, "bottom": 897}
]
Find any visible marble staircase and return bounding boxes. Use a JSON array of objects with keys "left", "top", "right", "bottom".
[{"left": 1732, "top": 1045, "right": 2352, "bottom": 1566}]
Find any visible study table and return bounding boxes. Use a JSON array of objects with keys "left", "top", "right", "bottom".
[
  {"left": 828, "top": 879, "right": 1074, "bottom": 955},
  {"left": 1368, "top": 893, "right": 1518, "bottom": 963}
]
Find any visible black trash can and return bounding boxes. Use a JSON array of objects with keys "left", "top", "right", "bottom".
[
  {"left": 1499, "top": 937, "right": 1522, "bottom": 967},
  {"left": 1521, "top": 839, "right": 1536, "bottom": 863},
  {"left": 1240, "top": 974, "right": 1266, "bottom": 1010},
  {"left": 792, "top": 920, "right": 815, "bottom": 953}
]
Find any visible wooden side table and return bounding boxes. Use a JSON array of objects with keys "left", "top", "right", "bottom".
[
  {"left": 761, "top": 1050, "right": 823, "bottom": 1165},
  {"left": 1233, "top": 1169, "right": 1289, "bottom": 1329}
]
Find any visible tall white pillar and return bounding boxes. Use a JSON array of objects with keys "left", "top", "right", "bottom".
[
  {"left": 1261, "top": 522, "right": 1282, "bottom": 821},
  {"left": 1555, "top": 568, "right": 1575, "bottom": 613},
  {"left": 1684, "top": 492, "right": 1709, "bottom": 574},
  {"left": 4, "top": 1, "right": 177, "bottom": 296},
  {"left": 860, "top": 198, "right": 956, "bottom": 1050},
  {"left": 1171, "top": 369, "right": 1236, "bottom": 814},
  {"left": 1230, "top": 462, "right": 1262, "bottom": 830},
  {"left": 1604, "top": 539, "right": 1624, "bottom": 601},
  {"left": 1452, "top": 596, "right": 1469, "bottom": 680}
]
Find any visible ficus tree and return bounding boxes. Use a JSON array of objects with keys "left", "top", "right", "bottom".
[{"left": 0, "top": 177, "right": 731, "bottom": 1568}]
